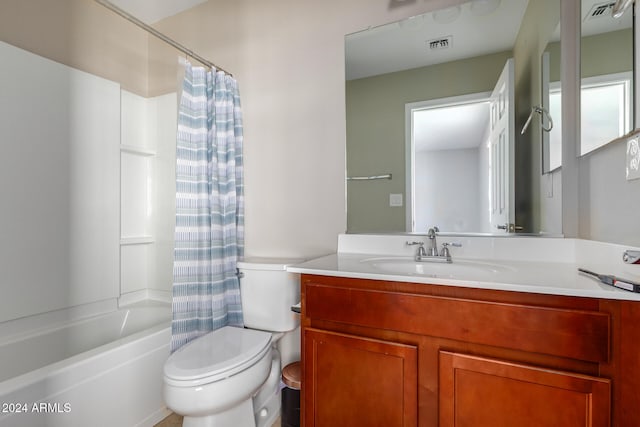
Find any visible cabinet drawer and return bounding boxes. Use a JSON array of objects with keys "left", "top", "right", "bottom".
[{"left": 305, "top": 282, "right": 610, "bottom": 363}]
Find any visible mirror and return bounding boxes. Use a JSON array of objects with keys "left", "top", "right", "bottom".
[
  {"left": 346, "top": 0, "right": 561, "bottom": 234},
  {"left": 542, "top": 26, "right": 562, "bottom": 173},
  {"left": 546, "top": 0, "right": 634, "bottom": 171},
  {"left": 580, "top": 0, "right": 633, "bottom": 155}
]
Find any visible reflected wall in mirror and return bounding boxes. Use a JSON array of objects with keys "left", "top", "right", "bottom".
[
  {"left": 544, "top": 1, "right": 633, "bottom": 172},
  {"left": 581, "top": 0, "right": 633, "bottom": 155},
  {"left": 346, "top": 0, "right": 561, "bottom": 235}
]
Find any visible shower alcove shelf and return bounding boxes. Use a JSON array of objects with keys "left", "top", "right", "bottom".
[{"left": 119, "top": 90, "right": 177, "bottom": 305}]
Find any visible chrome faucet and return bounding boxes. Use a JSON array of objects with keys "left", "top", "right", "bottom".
[
  {"left": 406, "top": 227, "right": 462, "bottom": 263},
  {"left": 426, "top": 227, "right": 439, "bottom": 256}
]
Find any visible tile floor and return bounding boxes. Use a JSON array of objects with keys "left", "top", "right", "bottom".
[
  {"left": 154, "top": 412, "right": 281, "bottom": 427},
  {"left": 154, "top": 413, "right": 182, "bottom": 427}
]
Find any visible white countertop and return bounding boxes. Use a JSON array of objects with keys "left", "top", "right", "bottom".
[{"left": 287, "top": 234, "right": 640, "bottom": 302}]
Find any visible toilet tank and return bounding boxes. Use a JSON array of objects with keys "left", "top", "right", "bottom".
[{"left": 237, "top": 258, "right": 303, "bottom": 332}]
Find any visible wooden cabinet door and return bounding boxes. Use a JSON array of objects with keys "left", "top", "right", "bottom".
[
  {"left": 439, "top": 351, "right": 611, "bottom": 427},
  {"left": 303, "top": 328, "right": 418, "bottom": 427}
]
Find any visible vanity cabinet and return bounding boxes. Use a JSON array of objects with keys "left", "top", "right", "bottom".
[
  {"left": 304, "top": 328, "right": 417, "bottom": 426},
  {"left": 439, "top": 351, "right": 610, "bottom": 427},
  {"left": 300, "top": 274, "right": 640, "bottom": 427}
]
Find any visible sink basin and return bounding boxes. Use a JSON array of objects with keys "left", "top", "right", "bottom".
[{"left": 361, "top": 257, "right": 516, "bottom": 278}]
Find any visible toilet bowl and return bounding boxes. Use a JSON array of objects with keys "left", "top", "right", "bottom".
[
  {"left": 163, "top": 258, "right": 302, "bottom": 427},
  {"left": 164, "top": 326, "right": 277, "bottom": 426}
]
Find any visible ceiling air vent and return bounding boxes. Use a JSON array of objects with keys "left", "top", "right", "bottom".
[
  {"left": 584, "top": 2, "right": 615, "bottom": 21},
  {"left": 428, "top": 36, "right": 452, "bottom": 51}
]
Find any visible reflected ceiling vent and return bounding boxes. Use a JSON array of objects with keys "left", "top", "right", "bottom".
[
  {"left": 428, "top": 36, "right": 453, "bottom": 51},
  {"left": 584, "top": 2, "right": 616, "bottom": 21}
]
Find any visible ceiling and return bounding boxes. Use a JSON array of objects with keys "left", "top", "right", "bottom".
[
  {"left": 414, "top": 100, "right": 490, "bottom": 152},
  {"left": 581, "top": 0, "right": 633, "bottom": 37},
  {"left": 345, "top": 0, "right": 529, "bottom": 81},
  {"left": 346, "top": 0, "right": 632, "bottom": 81},
  {"left": 350, "top": 0, "right": 632, "bottom": 153},
  {"left": 108, "top": 0, "right": 207, "bottom": 24}
]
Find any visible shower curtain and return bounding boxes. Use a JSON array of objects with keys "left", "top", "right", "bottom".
[{"left": 171, "top": 62, "right": 244, "bottom": 352}]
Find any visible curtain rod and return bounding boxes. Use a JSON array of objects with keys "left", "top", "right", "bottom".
[{"left": 93, "top": 0, "right": 233, "bottom": 76}]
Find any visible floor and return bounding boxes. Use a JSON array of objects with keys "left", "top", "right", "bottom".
[{"left": 154, "top": 412, "right": 281, "bottom": 427}]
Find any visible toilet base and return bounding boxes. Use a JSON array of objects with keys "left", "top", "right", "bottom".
[
  {"left": 254, "top": 351, "right": 282, "bottom": 427},
  {"left": 255, "top": 386, "right": 281, "bottom": 427},
  {"left": 176, "top": 351, "right": 282, "bottom": 427},
  {"left": 183, "top": 399, "right": 255, "bottom": 427}
]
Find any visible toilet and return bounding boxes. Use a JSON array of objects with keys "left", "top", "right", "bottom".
[{"left": 163, "top": 258, "right": 302, "bottom": 427}]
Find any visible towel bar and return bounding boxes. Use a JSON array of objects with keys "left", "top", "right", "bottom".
[{"left": 347, "top": 174, "right": 392, "bottom": 181}]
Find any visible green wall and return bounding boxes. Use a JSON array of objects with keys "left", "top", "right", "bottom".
[
  {"left": 346, "top": 50, "right": 511, "bottom": 233},
  {"left": 582, "top": 28, "right": 633, "bottom": 79}
]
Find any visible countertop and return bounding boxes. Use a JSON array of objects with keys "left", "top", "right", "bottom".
[{"left": 288, "top": 253, "right": 640, "bottom": 302}]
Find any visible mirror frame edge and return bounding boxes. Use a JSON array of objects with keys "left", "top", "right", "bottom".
[
  {"left": 636, "top": 1, "right": 640, "bottom": 129},
  {"left": 561, "top": 0, "right": 581, "bottom": 238}
]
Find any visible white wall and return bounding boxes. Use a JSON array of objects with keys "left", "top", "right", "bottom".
[
  {"left": 539, "top": 169, "right": 562, "bottom": 235},
  {"left": 0, "top": 41, "right": 120, "bottom": 323},
  {"left": 579, "top": 141, "right": 640, "bottom": 246},
  {"left": 415, "top": 148, "right": 480, "bottom": 232},
  {"left": 151, "top": 0, "right": 468, "bottom": 258}
]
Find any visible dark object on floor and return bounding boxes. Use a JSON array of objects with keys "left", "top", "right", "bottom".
[{"left": 281, "top": 361, "right": 301, "bottom": 427}]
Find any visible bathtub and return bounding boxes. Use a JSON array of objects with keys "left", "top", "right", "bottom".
[{"left": 0, "top": 300, "right": 172, "bottom": 427}]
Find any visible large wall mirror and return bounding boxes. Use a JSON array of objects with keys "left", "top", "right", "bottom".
[
  {"left": 346, "top": 0, "right": 561, "bottom": 235},
  {"left": 581, "top": 0, "right": 634, "bottom": 155},
  {"left": 544, "top": 0, "right": 634, "bottom": 173}
]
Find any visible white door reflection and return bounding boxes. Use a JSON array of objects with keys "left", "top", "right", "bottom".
[
  {"left": 407, "top": 94, "right": 491, "bottom": 233},
  {"left": 407, "top": 60, "right": 514, "bottom": 234}
]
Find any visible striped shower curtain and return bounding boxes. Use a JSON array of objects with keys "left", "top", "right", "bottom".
[{"left": 171, "top": 62, "right": 245, "bottom": 352}]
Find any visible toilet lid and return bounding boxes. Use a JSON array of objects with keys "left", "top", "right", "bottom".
[{"left": 164, "top": 326, "right": 272, "bottom": 383}]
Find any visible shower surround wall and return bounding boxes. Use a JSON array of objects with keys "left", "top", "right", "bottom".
[
  {"left": 0, "top": 40, "right": 120, "bottom": 323},
  {"left": 0, "top": 40, "right": 175, "bottom": 324}
]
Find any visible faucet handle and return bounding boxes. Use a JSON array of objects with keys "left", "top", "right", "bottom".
[
  {"left": 407, "top": 241, "right": 427, "bottom": 260},
  {"left": 444, "top": 242, "right": 462, "bottom": 248},
  {"left": 440, "top": 243, "right": 451, "bottom": 258},
  {"left": 440, "top": 242, "right": 462, "bottom": 258}
]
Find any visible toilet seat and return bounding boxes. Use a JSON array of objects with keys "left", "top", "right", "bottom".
[{"left": 164, "top": 326, "right": 272, "bottom": 387}]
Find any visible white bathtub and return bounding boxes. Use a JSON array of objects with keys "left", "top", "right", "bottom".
[{"left": 0, "top": 300, "right": 172, "bottom": 427}]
